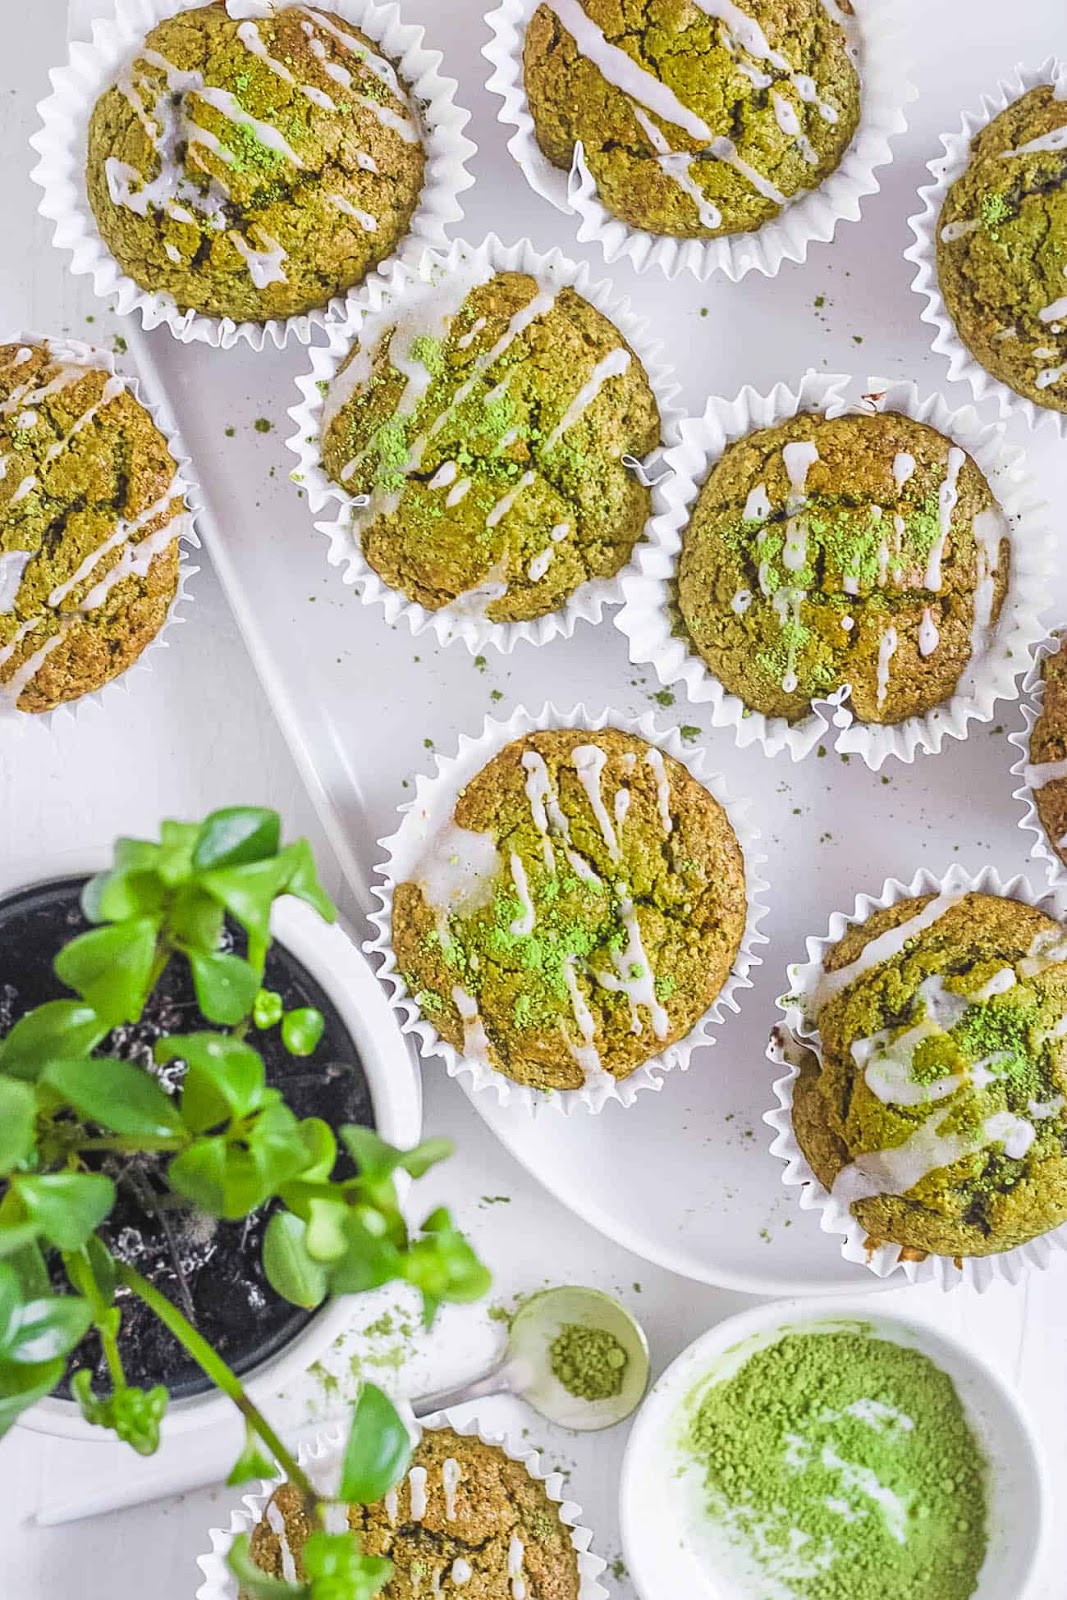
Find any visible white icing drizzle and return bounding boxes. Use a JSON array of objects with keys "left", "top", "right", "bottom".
[
  {"left": 595, "top": 896, "right": 670, "bottom": 1038},
  {"left": 299, "top": 8, "right": 419, "bottom": 141},
  {"left": 924, "top": 446, "right": 965, "bottom": 590},
  {"left": 485, "top": 471, "right": 535, "bottom": 530},
  {"left": 875, "top": 626, "right": 897, "bottom": 709},
  {"left": 42, "top": 373, "right": 125, "bottom": 469},
  {"left": 572, "top": 743, "right": 621, "bottom": 860},
  {"left": 509, "top": 852, "right": 536, "bottom": 936},
  {"left": 456, "top": 317, "right": 486, "bottom": 350},
  {"left": 918, "top": 607, "right": 939, "bottom": 658},
  {"left": 892, "top": 451, "right": 916, "bottom": 490},
  {"left": 561, "top": 955, "right": 615, "bottom": 1095},
  {"left": 230, "top": 228, "right": 288, "bottom": 287},
  {"left": 831, "top": 1106, "right": 1036, "bottom": 1207},
  {"left": 771, "top": 90, "right": 818, "bottom": 163},
  {"left": 236, "top": 18, "right": 337, "bottom": 109},
  {"left": 0, "top": 552, "right": 31, "bottom": 613},
  {"left": 428, "top": 461, "right": 458, "bottom": 491},
  {"left": 1036, "top": 364, "right": 1067, "bottom": 390},
  {"left": 744, "top": 483, "right": 771, "bottom": 521},
  {"left": 520, "top": 750, "right": 599, "bottom": 884},
  {"left": 322, "top": 1503, "right": 349, "bottom": 1534},
  {"left": 543, "top": 348, "right": 632, "bottom": 451},
  {"left": 447, "top": 478, "right": 473, "bottom": 507},
  {"left": 441, "top": 1457, "right": 461, "bottom": 1520},
  {"left": 327, "top": 193, "right": 378, "bottom": 232},
  {"left": 940, "top": 219, "right": 979, "bottom": 242},
  {"left": 1022, "top": 757, "right": 1067, "bottom": 789},
  {"left": 415, "top": 822, "right": 501, "bottom": 941},
  {"left": 48, "top": 478, "right": 183, "bottom": 608},
  {"left": 1030, "top": 1094, "right": 1066, "bottom": 1120},
  {"left": 1019, "top": 926, "right": 1067, "bottom": 978},
  {"left": 508, "top": 1534, "right": 527, "bottom": 1600},
  {"left": 452, "top": 1559, "right": 473, "bottom": 1586},
  {"left": 527, "top": 521, "right": 569, "bottom": 582},
  {"left": 731, "top": 588, "right": 753, "bottom": 614},
  {"left": 971, "top": 967, "right": 1017, "bottom": 1001},
  {"left": 1001, "top": 125, "right": 1067, "bottom": 158},
  {"left": 408, "top": 1465, "right": 428, "bottom": 1521},
  {"left": 782, "top": 439, "right": 819, "bottom": 507},
  {"left": 630, "top": 107, "right": 723, "bottom": 228},
  {"left": 384, "top": 1488, "right": 399, "bottom": 1525},
  {"left": 689, "top": 0, "right": 839, "bottom": 121},
  {"left": 614, "top": 786, "right": 631, "bottom": 826},
  {"left": 703, "top": 135, "right": 787, "bottom": 204},
  {"left": 964, "top": 506, "right": 1006, "bottom": 685},
  {"left": 814, "top": 894, "right": 965, "bottom": 1008},
  {"left": 645, "top": 747, "right": 672, "bottom": 835},
  {"left": 265, "top": 1502, "right": 298, "bottom": 1584}
]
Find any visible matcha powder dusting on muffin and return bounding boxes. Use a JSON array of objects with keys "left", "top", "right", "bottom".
[
  {"left": 523, "top": 0, "right": 861, "bottom": 239},
  {"left": 321, "top": 269, "right": 661, "bottom": 626},
  {"left": 85, "top": 1, "right": 426, "bottom": 322},
  {"left": 677, "top": 409, "right": 1010, "bottom": 726},
  {"left": 391, "top": 728, "right": 747, "bottom": 1095}
]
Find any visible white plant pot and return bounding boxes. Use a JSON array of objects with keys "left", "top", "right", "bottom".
[{"left": 0, "top": 848, "right": 421, "bottom": 1443}]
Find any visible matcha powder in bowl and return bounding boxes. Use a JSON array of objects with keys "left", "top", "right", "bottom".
[{"left": 620, "top": 1302, "right": 1046, "bottom": 1600}]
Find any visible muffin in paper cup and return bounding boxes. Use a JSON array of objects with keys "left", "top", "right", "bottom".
[
  {"left": 482, "top": 0, "right": 913, "bottom": 282},
  {"left": 1009, "top": 631, "right": 1067, "bottom": 890},
  {"left": 288, "top": 233, "right": 683, "bottom": 654},
  {"left": 195, "top": 1409, "right": 609, "bottom": 1600},
  {"left": 30, "top": 0, "right": 476, "bottom": 352},
  {"left": 905, "top": 58, "right": 1067, "bottom": 437},
  {"left": 615, "top": 370, "right": 1052, "bottom": 769},
  {"left": 365, "top": 704, "right": 769, "bottom": 1116},
  {"left": 0, "top": 332, "right": 199, "bottom": 737},
  {"left": 765, "top": 862, "right": 1067, "bottom": 1293}
]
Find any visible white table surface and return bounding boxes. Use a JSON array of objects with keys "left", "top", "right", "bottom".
[{"left": 3, "top": 2, "right": 1067, "bottom": 1596}]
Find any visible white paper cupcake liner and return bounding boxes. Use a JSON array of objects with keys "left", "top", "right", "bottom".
[
  {"left": 0, "top": 332, "right": 200, "bottom": 738},
  {"left": 195, "top": 1408, "right": 610, "bottom": 1600},
  {"left": 1009, "top": 631, "right": 1067, "bottom": 890},
  {"left": 288, "top": 233, "right": 684, "bottom": 654},
  {"left": 905, "top": 58, "right": 1067, "bottom": 437},
  {"left": 482, "top": 0, "right": 914, "bottom": 282},
  {"left": 765, "top": 862, "right": 1067, "bottom": 1291},
  {"left": 30, "top": 0, "right": 476, "bottom": 351},
  {"left": 615, "top": 370, "right": 1052, "bottom": 769},
  {"left": 366, "top": 703, "right": 769, "bottom": 1115}
]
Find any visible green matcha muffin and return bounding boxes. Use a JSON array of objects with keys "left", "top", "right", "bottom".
[
  {"left": 1024, "top": 634, "right": 1067, "bottom": 867},
  {"left": 793, "top": 889, "right": 1067, "bottom": 1260},
  {"left": 85, "top": 2, "right": 425, "bottom": 324},
  {"left": 247, "top": 1427, "right": 582, "bottom": 1599},
  {"left": 320, "top": 269, "right": 660, "bottom": 626},
  {"left": 390, "top": 726, "right": 748, "bottom": 1095},
  {"left": 0, "top": 339, "right": 186, "bottom": 716},
  {"left": 936, "top": 84, "right": 1067, "bottom": 413},
  {"left": 677, "top": 409, "right": 1010, "bottom": 726},
  {"left": 522, "top": 0, "right": 861, "bottom": 239}
]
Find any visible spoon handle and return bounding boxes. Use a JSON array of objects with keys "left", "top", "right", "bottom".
[{"left": 411, "top": 1356, "right": 518, "bottom": 1418}]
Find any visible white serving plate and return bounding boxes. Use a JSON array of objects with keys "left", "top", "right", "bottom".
[
  {"left": 85, "top": 0, "right": 1067, "bottom": 1295},
  {"left": 619, "top": 1297, "right": 1046, "bottom": 1600}
]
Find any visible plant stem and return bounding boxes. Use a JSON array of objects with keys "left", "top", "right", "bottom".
[
  {"left": 74, "top": 1136, "right": 185, "bottom": 1154},
  {"left": 115, "top": 1261, "right": 316, "bottom": 1500}
]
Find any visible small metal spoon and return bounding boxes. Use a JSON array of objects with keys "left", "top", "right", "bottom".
[{"left": 413, "top": 1286, "right": 650, "bottom": 1432}]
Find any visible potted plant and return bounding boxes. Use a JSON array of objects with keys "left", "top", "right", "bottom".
[{"left": 0, "top": 806, "right": 490, "bottom": 1598}]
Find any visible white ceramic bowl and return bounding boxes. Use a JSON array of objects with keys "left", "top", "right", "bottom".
[
  {"left": 619, "top": 1297, "right": 1045, "bottom": 1600},
  {"left": 1, "top": 848, "right": 421, "bottom": 1442}
]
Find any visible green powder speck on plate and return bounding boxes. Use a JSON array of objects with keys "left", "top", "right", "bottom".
[
  {"left": 682, "top": 1328, "right": 988, "bottom": 1600},
  {"left": 550, "top": 1322, "right": 629, "bottom": 1402}
]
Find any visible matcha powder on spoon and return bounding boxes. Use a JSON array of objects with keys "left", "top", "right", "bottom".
[
  {"left": 550, "top": 1322, "right": 629, "bottom": 1401},
  {"left": 683, "top": 1327, "right": 988, "bottom": 1600}
]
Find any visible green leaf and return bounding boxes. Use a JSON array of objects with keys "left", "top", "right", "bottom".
[
  {"left": 324, "top": 1215, "right": 403, "bottom": 1294},
  {"left": 0, "top": 1079, "right": 35, "bottom": 1174},
  {"left": 112, "top": 838, "right": 163, "bottom": 874},
  {"left": 304, "top": 1531, "right": 391, "bottom": 1597},
  {"left": 188, "top": 950, "right": 260, "bottom": 1026},
  {"left": 339, "top": 1383, "right": 412, "bottom": 1504},
  {"left": 53, "top": 919, "right": 159, "bottom": 1026},
  {"left": 277, "top": 839, "right": 336, "bottom": 924},
  {"left": 263, "top": 1210, "right": 328, "bottom": 1309},
  {"left": 304, "top": 1198, "right": 349, "bottom": 1262},
  {"left": 71, "top": 1370, "right": 168, "bottom": 1454},
  {"left": 226, "top": 1424, "right": 277, "bottom": 1486},
  {"left": 81, "top": 868, "right": 165, "bottom": 925},
  {"left": 158, "top": 1034, "right": 268, "bottom": 1131},
  {"left": 0, "top": 1293, "right": 92, "bottom": 1365},
  {"left": 200, "top": 859, "right": 288, "bottom": 946},
  {"left": 17, "top": 1173, "right": 115, "bottom": 1250},
  {"left": 0, "top": 1356, "right": 65, "bottom": 1440},
  {"left": 85, "top": 1235, "right": 117, "bottom": 1304},
  {"left": 158, "top": 821, "right": 200, "bottom": 887},
  {"left": 169, "top": 1105, "right": 309, "bottom": 1218},
  {"left": 281, "top": 1008, "right": 324, "bottom": 1058},
  {"left": 398, "top": 1138, "right": 454, "bottom": 1179},
  {"left": 0, "top": 1000, "right": 106, "bottom": 1081},
  {"left": 6, "top": 1243, "right": 50, "bottom": 1299},
  {"left": 339, "top": 1128, "right": 402, "bottom": 1182},
  {"left": 193, "top": 807, "right": 281, "bottom": 872},
  {"left": 295, "top": 1119, "right": 336, "bottom": 1183},
  {"left": 227, "top": 1535, "right": 308, "bottom": 1599},
  {"left": 167, "top": 884, "right": 226, "bottom": 951},
  {"left": 252, "top": 988, "right": 285, "bottom": 1030},
  {"left": 41, "top": 1058, "right": 184, "bottom": 1139}
]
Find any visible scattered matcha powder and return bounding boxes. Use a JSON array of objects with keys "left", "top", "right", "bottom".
[
  {"left": 550, "top": 1323, "right": 629, "bottom": 1402},
  {"left": 253, "top": 417, "right": 272, "bottom": 433},
  {"left": 685, "top": 1329, "right": 988, "bottom": 1600}
]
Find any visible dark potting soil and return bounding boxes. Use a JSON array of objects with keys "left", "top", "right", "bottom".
[{"left": 0, "top": 876, "right": 375, "bottom": 1401}]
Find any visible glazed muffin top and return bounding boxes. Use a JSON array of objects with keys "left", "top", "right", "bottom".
[
  {"left": 248, "top": 1427, "right": 582, "bottom": 1600},
  {"left": 85, "top": 1, "right": 425, "bottom": 323},
  {"left": 793, "top": 890, "right": 1067, "bottom": 1259},
  {"left": 1024, "top": 634, "right": 1067, "bottom": 869},
  {"left": 677, "top": 409, "right": 1010, "bottom": 726},
  {"left": 523, "top": 0, "right": 861, "bottom": 239},
  {"left": 0, "top": 340, "right": 186, "bottom": 715},
  {"left": 390, "top": 727, "right": 747, "bottom": 1096},
  {"left": 937, "top": 83, "right": 1067, "bottom": 413},
  {"left": 320, "top": 269, "right": 660, "bottom": 626}
]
